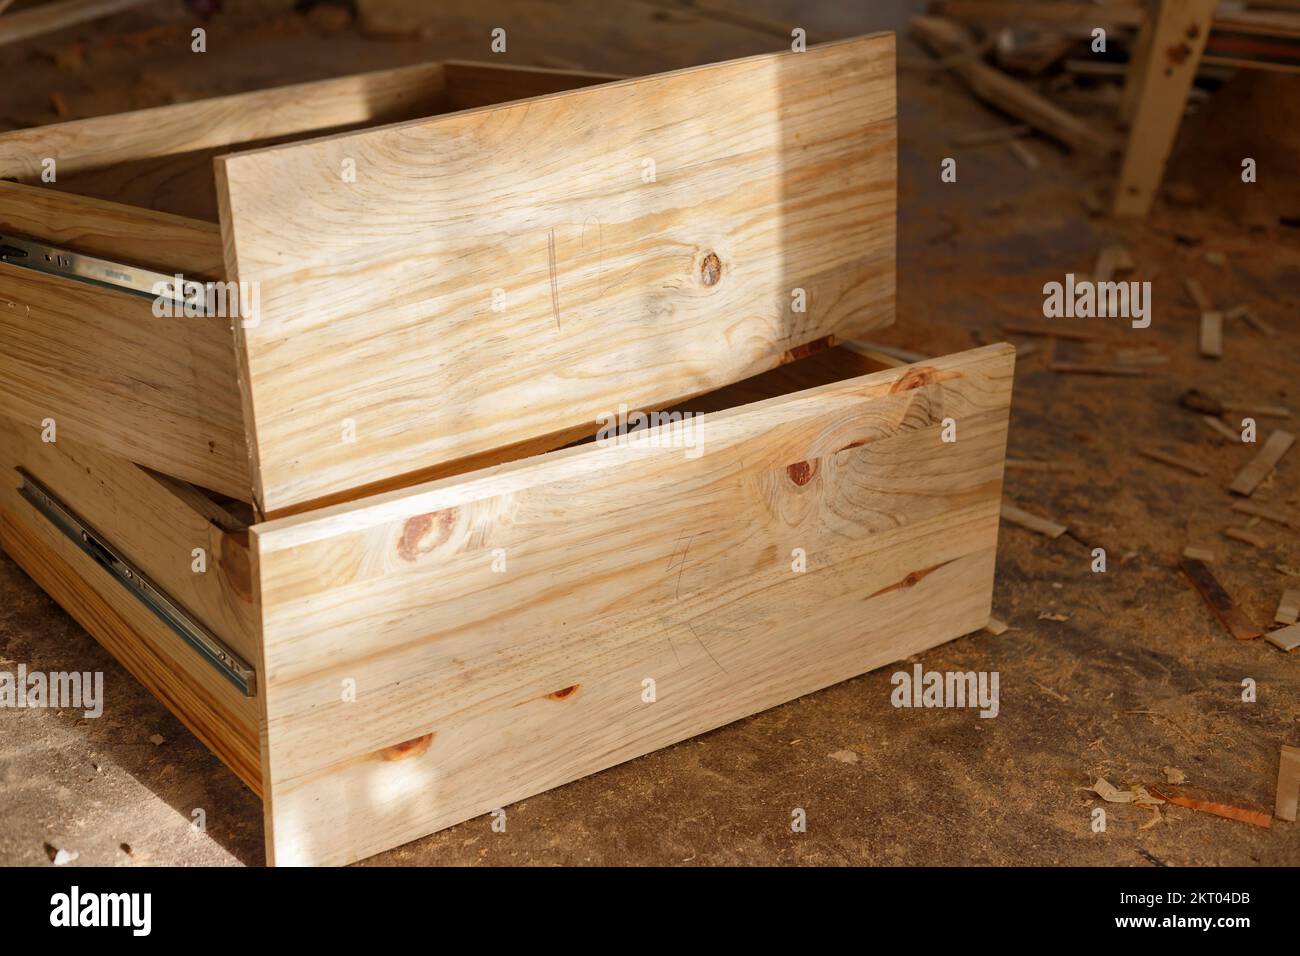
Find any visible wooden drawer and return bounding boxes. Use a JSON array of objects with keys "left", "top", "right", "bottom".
[
  {"left": 0, "top": 342, "right": 1015, "bottom": 865},
  {"left": 0, "top": 35, "right": 898, "bottom": 516}
]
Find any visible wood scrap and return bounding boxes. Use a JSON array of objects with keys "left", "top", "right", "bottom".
[
  {"left": 1277, "top": 746, "right": 1300, "bottom": 821},
  {"left": 1003, "top": 323, "right": 1113, "bottom": 342},
  {"left": 910, "top": 16, "right": 1121, "bottom": 154},
  {"left": 1266, "top": 622, "right": 1300, "bottom": 652},
  {"left": 1179, "top": 557, "right": 1264, "bottom": 641},
  {"left": 1199, "top": 311, "right": 1223, "bottom": 358},
  {"left": 1005, "top": 457, "right": 1072, "bottom": 473},
  {"left": 985, "top": 616, "right": 1010, "bottom": 636},
  {"left": 930, "top": 1, "right": 1145, "bottom": 30},
  {"left": 840, "top": 340, "right": 930, "bottom": 366},
  {"left": 1275, "top": 589, "right": 1300, "bottom": 625},
  {"left": 1163, "top": 767, "right": 1187, "bottom": 785},
  {"left": 1138, "top": 448, "right": 1209, "bottom": 477},
  {"left": 1223, "top": 527, "right": 1268, "bottom": 548},
  {"left": 1229, "top": 429, "right": 1296, "bottom": 496},
  {"left": 951, "top": 124, "right": 1030, "bottom": 146},
  {"left": 1148, "top": 786, "right": 1272, "bottom": 828},
  {"left": 1232, "top": 499, "right": 1300, "bottom": 531},
  {"left": 1001, "top": 502, "right": 1068, "bottom": 538},
  {"left": 0, "top": 0, "right": 153, "bottom": 48},
  {"left": 1202, "top": 415, "right": 1241, "bottom": 441},
  {"left": 1182, "top": 545, "right": 1216, "bottom": 562},
  {"left": 1239, "top": 309, "right": 1278, "bottom": 337},
  {"left": 1049, "top": 361, "right": 1147, "bottom": 376},
  {"left": 1179, "top": 388, "right": 1291, "bottom": 419},
  {"left": 1184, "top": 277, "right": 1215, "bottom": 311},
  {"left": 1007, "top": 138, "right": 1040, "bottom": 169}
]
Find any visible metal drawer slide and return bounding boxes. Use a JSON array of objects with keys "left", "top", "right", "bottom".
[{"left": 16, "top": 468, "right": 256, "bottom": 696}]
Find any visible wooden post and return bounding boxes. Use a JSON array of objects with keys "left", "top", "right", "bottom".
[{"left": 1112, "top": 0, "right": 1217, "bottom": 218}]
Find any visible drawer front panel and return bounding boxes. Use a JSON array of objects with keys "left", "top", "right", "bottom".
[
  {"left": 219, "top": 34, "right": 899, "bottom": 513},
  {"left": 252, "top": 343, "right": 1014, "bottom": 865}
]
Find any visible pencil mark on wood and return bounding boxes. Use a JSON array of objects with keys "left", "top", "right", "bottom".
[{"left": 547, "top": 228, "right": 561, "bottom": 331}]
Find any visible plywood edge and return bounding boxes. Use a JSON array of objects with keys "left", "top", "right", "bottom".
[{"left": 0, "top": 180, "right": 224, "bottom": 277}]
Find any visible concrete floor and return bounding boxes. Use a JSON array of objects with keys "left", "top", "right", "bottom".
[{"left": 1, "top": 0, "right": 1297, "bottom": 867}]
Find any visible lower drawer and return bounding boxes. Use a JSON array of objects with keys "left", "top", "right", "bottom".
[{"left": 0, "top": 341, "right": 1014, "bottom": 865}]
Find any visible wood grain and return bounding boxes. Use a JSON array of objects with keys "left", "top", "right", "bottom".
[
  {"left": 0, "top": 62, "right": 450, "bottom": 220},
  {"left": 0, "top": 422, "right": 257, "bottom": 661},
  {"left": 251, "top": 343, "right": 1014, "bottom": 865},
  {"left": 217, "top": 34, "right": 899, "bottom": 513},
  {"left": 0, "top": 453, "right": 261, "bottom": 792},
  {"left": 0, "top": 181, "right": 223, "bottom": 277},
  {"left": 1113, "top": 0, "right": 1217, "bottom": 218},
  {"left": 1229, "top": 429, "right": 1295, "bottom": 495},
  {"left": 0, "top": 263, "right": 249, "bottom": 499}
]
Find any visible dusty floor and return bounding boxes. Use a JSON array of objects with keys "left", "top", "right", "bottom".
[{"left": 1, "top": 0, "right": 1297, "bottom": 867}]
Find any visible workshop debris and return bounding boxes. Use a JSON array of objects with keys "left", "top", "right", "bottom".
[
  {"left": 1038, "top": 611, "right": 1069, "bottom": 622},
  {"left": 1238, "top": 309, "right": 1277, "bottom": 337},
  {"left": 1278, "top": 746, "right": 1300, "bottom": 821},
  {"left": 1138, "top": 448, "right": 1209, "bottom": 478},
  {"left": 1234, "top": 500, "right": 1300, "bottom": 531},
  {"left": 1202, "top": 415, "right": 1240, "bottom": 442},
  {"left": 985, "top": 616, "right": 1011, "bottom": 635},
  {"left": 1229, "top": 430, "right": 1296, "bottom": 496},
  {"left": 1007, "top": 138, "right": 1040, "bottom": 169},
  {"left": 1223, "top": 527, "right": 1268, "bottom": 549},
  {"left": 829, "top": 750, "right": 860, "bottom": 765},
  {"left": 51, "top": 847, "right": 79, "bottom": 865},
  {"left": 1005, "top": 457, "right": 1072, "bottom": 473},
  {"left": 1181, "top": 546, "right": 1216, "bottom": 562},
  {"left": 1092, "top": 778, "right": 1164, "bottom": 808},
  {"left": 1180, "top": 389, "right": 1292, "bottom": 420},
  {"left": 1001, "top": 502, "right": 1067, "bottom": 538},
  {"left": 1275, "top": 590, "right": 1300, "bottom": 626},
  {"left": 1266, "top": 622, "right": 1300, "bottom": 652},
  {"left": 1149, "top": 786, "right": 1272, "bottom": 829},
  {"left": 1184, "top": 278, "right": 1214, "bottom": 312},
  {"left": 0, "top": 0, "right": 155, "bottom": 48},
  {"left": 951, "top": 123, "right": 1030, "bottom": 145},
  {"left": 1049, "top": 361, "right": 1146, "bottom": 376},
  {"left": 910, "top": 16, "right": 1120, "bottom": 154},
  {"left": 148, "top": 733, "right": 165, "bottom": 746},
  {"left": 1198, "top": 311, "right": 1223, "bottom": 358},
  {"left": 1179, "top": 557, "right": 1264, "bottom": 641},
  {"left": 1163, "top": 766, "right": 1187, "bottom": 785}
]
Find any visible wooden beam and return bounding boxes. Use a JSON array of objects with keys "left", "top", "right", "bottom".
[
  {"left": 911, "top": 16, "right": 1121, "bottom": 153},
  {"left": 1113, "top": 0, "right": 1217, "bottom": 218}
]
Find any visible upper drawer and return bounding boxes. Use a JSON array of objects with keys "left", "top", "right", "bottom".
[{"left": 0, "top": 36, "right": 897, "bottom": 515}]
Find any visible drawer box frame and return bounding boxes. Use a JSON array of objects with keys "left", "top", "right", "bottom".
[
  {"left": 0, "top": 35, "right": 1016, "bottom": 865},
  {"left": 1, "top": 342, "right": 1013, "bottom": 865}
]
